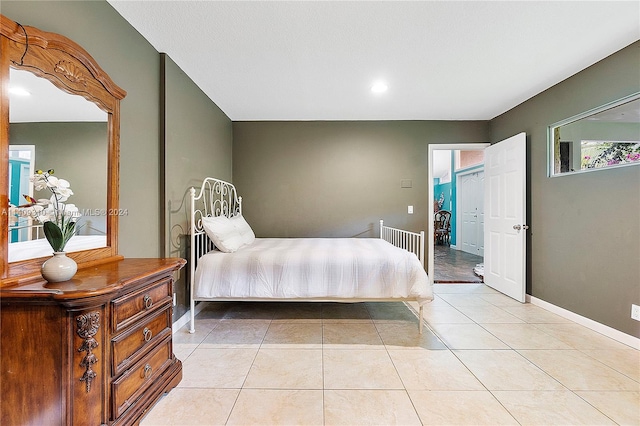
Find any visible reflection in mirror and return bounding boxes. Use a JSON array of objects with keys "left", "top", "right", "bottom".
[
  {"left": 549, "top": 93, "right": 640, "bottom": 176},
  {"left": 8, "top": 145, "right": 35, "bottom": 242},
  {"left": 8, "top": 68, "right": 108, "bottom": 262}
]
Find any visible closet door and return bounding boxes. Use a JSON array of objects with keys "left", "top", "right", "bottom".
[{"left": 459, "top": 171, "right": 484, "bottom": 257}]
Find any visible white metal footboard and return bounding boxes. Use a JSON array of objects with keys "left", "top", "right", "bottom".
[
  {"left": 379, "top": 220, "right": 425, "bottom": 267},
  {"left": 379, "top": 220, "right": 426, "bottom": 333}
]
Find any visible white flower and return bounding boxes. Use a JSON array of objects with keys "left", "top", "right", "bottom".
[
  {"left": 36, "top": 204, "right": 55, "bottom": 223},
  {"left": 46, "top": 175, "right": 59, "bottom": 188},
  {"left": 30, "top": 175, "right": 48, "bottom": 191},
  {"left": 55, "top": 187, "right": 73, "bottom": 201},
  {"left": 26, "top": 169, "right": 82, "bottom": 252}
]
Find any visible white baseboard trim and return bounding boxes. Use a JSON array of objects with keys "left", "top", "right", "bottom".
[
  {"left": 173, "top": 302, "right": 208, "bottom": 334},
  {"left": 527, "top": 295, "right": 640, "bottom": 350}
]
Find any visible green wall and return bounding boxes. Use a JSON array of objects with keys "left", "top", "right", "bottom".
[
  {"left": 232, "top": 121, "right": 489, "bottom": 250},
  {"left": 490, "top": 41, "right": 640, "bottom": 338},
  {"left": 162, "top": 54, "right": 233, "bottom": 319},
  {"left": 4, "top": 1, "right": 638, "bottom": 339},
  {"left": 3, "top": 2, "right": 234, "bottom": 321},
  {"left": 10, "top": 122, "right": 108, "bottom": 234},
  {"left": 3, "top": 0, "right": 163, "bottom": 258}
]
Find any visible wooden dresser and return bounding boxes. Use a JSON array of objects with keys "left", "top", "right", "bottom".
[{"left": 0, "top": 258, "right": 186, "bottom": 426}]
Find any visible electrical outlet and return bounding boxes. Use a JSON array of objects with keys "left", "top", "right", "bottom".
[
  {"left": 173, "top": 293, "right": 177, "bottom": 307},
  {"left": 632, "top": 304, "right": 640, "bottom": 321}
]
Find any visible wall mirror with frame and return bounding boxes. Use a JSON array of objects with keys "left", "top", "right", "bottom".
[
  {"left": 1, "top": 15, "right": 126, "bottom": 285},
  {"left": 548, "top": 92, "right": 640, "bottom": 176}
]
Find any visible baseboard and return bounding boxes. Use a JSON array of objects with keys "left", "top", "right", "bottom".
[
  {"left": 527, "top": 295, "right": 640, "bottom": 350},
  {"left": 172, "top": 302, "right": 208, "bottom": 334}
]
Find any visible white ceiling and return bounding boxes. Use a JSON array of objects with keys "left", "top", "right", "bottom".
[
  {"left": 107, "top": 1, "right": 638, "bottom": 122},
  {"left": 9, "top": 68, "right": 107, "bottom": 123}
]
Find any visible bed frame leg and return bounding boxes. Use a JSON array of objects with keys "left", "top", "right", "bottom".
[
  {"left": 189, "top": 299, "right": 196, "bottom": 334},
  {"left": 419, "top": 305, "right": 424, "bottom": 335}
]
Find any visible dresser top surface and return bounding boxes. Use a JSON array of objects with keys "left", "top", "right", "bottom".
[{"left": 0, "top": 258, "right": 186, "bottom": 300}]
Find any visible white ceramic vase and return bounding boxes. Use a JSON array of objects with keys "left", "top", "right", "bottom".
[{"left": 41, "top": 252, "right": 78, "bottom": 282}]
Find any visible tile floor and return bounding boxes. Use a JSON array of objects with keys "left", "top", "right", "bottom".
[
  {"left": 434, "top": 245, "right": 483, "bottom": 283},
  {"left": 141, "top": 284, "right": 639, "bottom": 425}
]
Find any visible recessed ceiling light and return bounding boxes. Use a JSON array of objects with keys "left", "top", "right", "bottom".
[
  {"left": 371, "top": 81, "right": 388, "bottom": 94},
  {"left": 9, "top": 87, "right": 31, "bottom": 96}
]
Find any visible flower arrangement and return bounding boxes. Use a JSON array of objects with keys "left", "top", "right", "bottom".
[{"left": 20, "top": 169, "right": 81, "bottom": 252}]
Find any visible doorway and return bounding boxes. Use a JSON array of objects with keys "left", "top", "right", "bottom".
[
  {"left": 428, "top": 144, "right": 488, "bottom": 283},
  {"left": 8, "top": 145, "right": 35, "bottom": 243}
]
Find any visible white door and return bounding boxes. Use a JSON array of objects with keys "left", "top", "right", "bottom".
[
  {"left": 483, "top": 132, "right": 527, "bottom": 302},
  {"left": 459, "top": 171, "right": 484, "bottom": 257}
]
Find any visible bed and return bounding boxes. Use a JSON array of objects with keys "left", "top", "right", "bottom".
[{"left": 189, "top": 177, "right": 433, "bottom": 333}]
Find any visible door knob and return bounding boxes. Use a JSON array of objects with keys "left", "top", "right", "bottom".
[{"left": 513, "top": 224, "right": 529, "bottom": 231}]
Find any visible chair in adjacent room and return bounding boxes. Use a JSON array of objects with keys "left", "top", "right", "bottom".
[{"left": 434, "top": 210, "right": 451, "bottom": 245}]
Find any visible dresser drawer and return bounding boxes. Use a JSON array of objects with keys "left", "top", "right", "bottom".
[
  {"left": 111, "top": 278, "right": 172, "bottom": 333},
  {"left": 111, "top": 336, "right": 173, "bottom": 419},
  {"left": 111, "top": 308, "right": 172, "bottom": 376}
]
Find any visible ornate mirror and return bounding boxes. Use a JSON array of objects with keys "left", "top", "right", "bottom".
[{"left": 1, "top": 15, "right": 126, "bottom": 285}]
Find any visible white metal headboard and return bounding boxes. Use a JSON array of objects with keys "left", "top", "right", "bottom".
[{"left": 189, "top": 178, "right": 242, "bottom": 272}]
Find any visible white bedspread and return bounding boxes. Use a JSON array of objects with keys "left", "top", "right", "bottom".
[
  {"left": 8, "top": 235, "right": 107, "bottom": 262},
  {"left": 194, "top": 238, "right": 433, "bottom": 305}
]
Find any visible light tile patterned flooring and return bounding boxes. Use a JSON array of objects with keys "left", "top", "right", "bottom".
[{"left": 142, "top": 284, "right": 640, "bottom": 425}]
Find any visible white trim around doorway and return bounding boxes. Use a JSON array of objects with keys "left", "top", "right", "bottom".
[{"left": 428, "top": 143, "right": 489, "bottom": 283}]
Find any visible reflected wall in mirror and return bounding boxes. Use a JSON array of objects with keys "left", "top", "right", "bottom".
[
  {"left": 549, "top": 93, "right": 640, "bottom": 176},
  {"left": 1, "top": 14, "right": 126, "bottom": 284},
  {"left": 8, "top": 68, "right": 109, "bottom": 262}
]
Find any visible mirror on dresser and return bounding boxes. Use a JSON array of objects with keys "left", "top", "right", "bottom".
[
  {"left": 1, "top": 15, "right": 126, "bottom": 284},
  {"left": 9, "top": 67, "right": 109, "bottom": 262}
]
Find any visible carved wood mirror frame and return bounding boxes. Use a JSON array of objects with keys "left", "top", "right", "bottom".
[{"left": 1, "top": 15, "right": 126, "bottom": 285}]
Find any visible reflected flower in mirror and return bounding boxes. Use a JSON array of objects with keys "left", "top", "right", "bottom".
[
  {"left": 13, "top": 169, "right": 82, "bottom": 252},
  {"left": 581, "top": 141, "right": 640, "bottom": 169}
]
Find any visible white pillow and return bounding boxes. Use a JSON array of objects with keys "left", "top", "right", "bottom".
[
  {"left": 201, "top": 216, "right": 244, "bottom": 253},
  {"left": 230, "top": 214, "right": 255, "bottom": 246}
]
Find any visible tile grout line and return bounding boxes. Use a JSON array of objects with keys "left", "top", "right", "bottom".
[
  {"left": 222, "top": 314, "right": 271, "bottom": 425},
  {"left": 437, "top": 290, "right": 634, "bottom": 425},
  {"left": 367, "top": 303, "right": 425, "bottom": 424}
]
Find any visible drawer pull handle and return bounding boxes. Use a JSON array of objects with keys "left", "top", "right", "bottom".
[
  {"left": 143, "top": 364, "right": 152, "bottom": 379},
  {"left": 143, "top": 327, "right": 153, "bottom": 342},
  {"left": 143, "top": 294, "right": 153, "bottom": 310}
]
